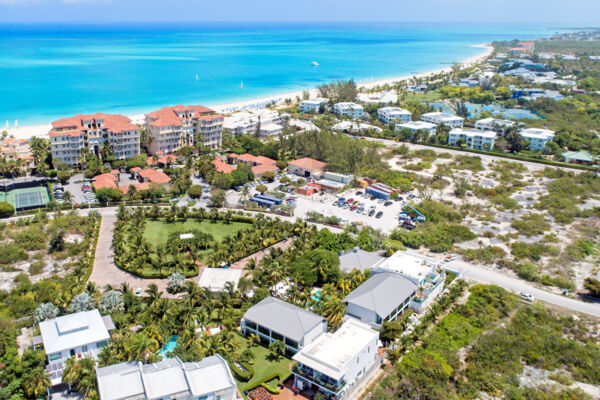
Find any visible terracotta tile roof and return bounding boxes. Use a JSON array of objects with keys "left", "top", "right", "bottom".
[
  {"left": 254, "top": 155, "right": 277, "bottom": 165},
  {"left": 197, "top": 114, "right": 224, "bottom": 121},
  {"left": 138, "top": 169, "right": 171, "bottom": 184},
  {"left": 118, "top": 182, "right": 152, "bottom": 194},
  {"left": 288, "top": 157, "right": 327, "bottom": 171},
  {"left": 130, "top": 167, "right": 142, "bottom": 172},
  {"left": 1, "top": 138, "right": 28, "bottom": 144},
  {"left": 213, "top": 159, "right": 237, "bottom": 174},
  {"left": 146, "top": 105, "right": 216, "bottom": 127},
  {"left": 50, "top": 113, "right": 138, "bottom": 137},
  {"left": 238, "top": 153, "right": 259, "bottom": 163},
  {"left": 252, "top": 163, "right": 279, "bottom": 176},
  {"left": 93, "top": 173, "right": 118, "bottom": 189}
]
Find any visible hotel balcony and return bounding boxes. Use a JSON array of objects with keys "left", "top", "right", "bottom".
[{"left": 292, "top": 364, "right": 346, "bottom": 395}]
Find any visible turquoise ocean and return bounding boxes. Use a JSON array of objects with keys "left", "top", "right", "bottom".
[{"left": 0, "top": 23, "right": 560, "bottom": 125}]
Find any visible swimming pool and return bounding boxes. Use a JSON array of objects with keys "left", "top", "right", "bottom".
[
  {"left": 158, "top": 335, "right": 179, "bottom": 359},
  {"left": 310, "top": 290, "right": 323, "bottom": 303}
]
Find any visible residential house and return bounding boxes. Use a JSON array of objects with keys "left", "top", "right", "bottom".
[
  {"left": 241, "top": 296, "right": 327, "bottom": 353},
  {"left": 35, "top": 309, "right": 114, "bottom": 385},
  {"left": 222, "top": 153, "right": 279, "bottom": 178},
  {"left": 0, "top": 138, "right": 34, "bottom": 168},
  {"left": 421, "top": 112, "right": 464, "bottom": 128},
  {"left": 377, "top": 107, "right": 411, "bottom": 124},
  {"left": 292, "top": 319, "right": 379, "bottom": 400},
  {"left": 332, "top": 121, "right": 382, "bottom": 134},
  {"left": 50, "top": 113, "right": 140, "bottom": 166},
  {"left": 520, "top": 128, "right": 555, "bottom": 150},
  {"left": 299, "top": 98, "right": 328, "bottom": 113},
  {"left": 288, "top": 157, "right": 327, "bottom": 178},
  {"left": 448, "top": 128, "right": 496, "bottom": 150},
  {"left": 395, "top": 121, "right": 437, "bottom": 136},
  {"left": 95, "top": 355, "right": 237, "bottom": 400},
  {"left": 333, "top": 102, "right": 364, "bottom": 119},
  {"left": 357, "top": 91, "right": 397, "bottom": 105},
  {"left": 474, "top": 118, "right": 515, "bottom": 132},
  {"left": 145, "top": 105, "right": 223, "bottom": 154},
  {"left": 562, "top": 150, "right": 596, "bottom": 164},
  {"left": 258, "top": 122, "right": 284, "bottom": 138},
  {"left": 338, "top": 247, "right": 384, "bottom": 273},
  {"left": 223, "top": 109, "right": 284, "bottom": 136},
  {"left": 138, "top": 168, "right": 171, "bottom": 187},
  {"left": 344, "top": 272, "right": 417, "bottom": 326}
]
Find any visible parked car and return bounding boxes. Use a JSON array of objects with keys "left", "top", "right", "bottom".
[
  {"left": 368, "top": 209, "right": 376, "bottom": 217},
  {"left": 401, "top": 220, "right": 416, "bottom": 230},
  {"left": 519, "top": 292, "right": 534, "bottom": 302},
  {"left": 350, "top": 205, "right": 358, "bottom": 211},
  {"left": 356, "top": 191, "right": 363, "bottom": 196},
  {"left": 134, "top": 288, "right": 143, "bottom": 296},
  {"left": 375, "top": 211, "right": 384, "bottom": 218},
  {"left": 346, "top": 198, "right": 354, "bottom": 204},
  {"left": 384, "top": 201, "right": 392, "bottom": 206},
  {"left": 394, "top": 196, "right": 403, "bottom": 202}
]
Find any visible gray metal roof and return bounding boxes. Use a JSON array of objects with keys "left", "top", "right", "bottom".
[
  {"left": 243, "top": 297, "right": 326, "bottom": 342},
  {"left": 102, "top": 315, "right": 115, "bottom": 331},
  {"left": 343, "top": 272, "right": 417, "bottom": 319},
  {"left": 339, "top": 248, "right": 384, "bottom": 273}
]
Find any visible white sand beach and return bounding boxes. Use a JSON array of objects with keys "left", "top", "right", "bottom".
[{"left": 3, "top": 44, "right": 493, "bottom": 141}]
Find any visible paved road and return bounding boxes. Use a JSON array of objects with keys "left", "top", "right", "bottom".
[{"left": 404, "top": 249, "right": 600, "bottom": 318}]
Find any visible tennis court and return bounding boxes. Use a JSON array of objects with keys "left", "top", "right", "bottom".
[{"left": 0, "top": 186, "right": 50, "bottom": 210}]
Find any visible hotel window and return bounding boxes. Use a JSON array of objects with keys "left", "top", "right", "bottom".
[{"left": 48, "top": 353, "right": 60, "bottom": 361}]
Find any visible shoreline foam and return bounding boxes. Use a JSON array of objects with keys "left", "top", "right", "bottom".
[{"left": 3, "top": 44, "right": 493, "bottom": 141}]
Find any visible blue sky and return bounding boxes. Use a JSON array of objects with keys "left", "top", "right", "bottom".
[{"left": 0, "top": 0, "right": 599, "bottom": 24}]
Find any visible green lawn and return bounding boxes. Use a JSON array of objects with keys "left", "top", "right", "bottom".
[
  {"left": 404, "top": 90, "right": 443, "bottom": 102},
  {"left": 143, "top": 218, "right": 251, "bottom": 246},
  {"left": 233, "top": 333, "right": 294, "bottom": 396}
]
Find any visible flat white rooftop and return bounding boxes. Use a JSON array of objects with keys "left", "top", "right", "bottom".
[
  {"left": 520, "top": 127, "right": 555, "bottom": 139},
  {"left": 198, "top": 268, "right": 242, "bottom": 292},
  {"left": 292, "top": 319, "right": 377, "bottom": 381},
  {"left": 396, "top": 121, "right": 436, "bottom": 130},
  {"left": 450, "top": 128, "right": 496, "bottom": 139},
  {"left": 39, "top": 309, "right": 111, "bottom": 355},
  {"left": 372, "top": 251, "right": 435, "bottom": 282}
]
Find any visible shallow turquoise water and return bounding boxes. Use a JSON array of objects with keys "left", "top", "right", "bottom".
[{"left": 0, "top": 22, "right": 557, "bottom": 125}]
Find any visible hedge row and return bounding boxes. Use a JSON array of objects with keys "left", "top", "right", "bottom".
[
  {"left": 229, "top": 361, "right": 254, "bottom": 382},
  {"left": 244, "top": 371, "right": 292, "bottom": 394}
]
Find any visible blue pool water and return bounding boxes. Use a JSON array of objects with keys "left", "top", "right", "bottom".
[
  {"left": 0, "top": 22, "right": 557, "bottom": 125},
  {"left": 158, "top": 335, "right": 179, "bottom": 359}
]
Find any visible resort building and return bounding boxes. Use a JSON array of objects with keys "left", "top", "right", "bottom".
[
  {"left": 474, "top": 118, "right": 515, "bottom": 132},
  {"left": 357, "top": 91, "right": 397, "bottom": 105},
  {"left": 299, "top": 98, "right": 328, "bottom": 113},
  {"left": 50, "top": 113, "right": 140, "bottom": 166},
  {"left": 448, "top": 128, "right": 496, "bottom": 150},
  {"left": 95, "top": 355, "right": 237, "bottom": 400},
  {"left": 333, "top": 102, "right": 364, "bottom": 119},
  {"left": 145, "top": 105, "right": 223, "bottom": 155},
  {"left": 292, "top": 319, "right": 379, "bottom": 400},
  {"left": 217, "top": 153, "right": 279, "bottom": 178},
  {"left": 241, "top": 296, "right": 327, "bottom": 353},
  {"left": 288, "top": 157, "right": 327, "bottom": 178},
  {"left": 344, "top": 272, "right": 417, "bottom": 327},
  {"left": 377, "top": 107, "right": 411, "bottom": 124},
  {"left": 34, "top": 309, "right": 114, "bottom": 385},
  {"left": 421, "top": 112, "right": 464, "bottom": 128},
  {"left": 519, "top": 128, "right": 555, "bottom": 150},
  {"left": 332, "top": 121, "right": 382, "bottom": 134},
  {"left": 562, "top": 150, "right": 596, "bottom": 164},
  {"left": 371, "top": 251, "right": 445, "bottom": 312},
  {"left": 395, "top": 121, "right": 437, "bottom": 136},
  {"left": 338, "top": 247, "right": 384, "bottom": 273},
  {"left": 0, "top": 138, "right": 34, "bottom": 168},
  {"left": 223, "top": 109, "right": 284, "bottom": 136}
]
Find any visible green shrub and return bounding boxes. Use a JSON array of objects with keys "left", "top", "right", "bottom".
[
  {"left": 0, "top": 202, "right": 14, "bottom": 217},
  {"left": 0, "top": 243, "right": 28, "bottom": 264},
  {"left": 14, "top": 228, "right": 46, "bottom": 251},
  {"left": 460, "top": 246, "right": 506, "bottom": 264},
  {"left": 510, "top": 242, "right": 559, "bottom": 261},
  {"left": 28, "top": 261, "right": 44, "bottom": 275},
  {"left": 510, "top": 214, "right": 550, "bottom": 236},
  {"left": 229, "top": 361, "right": 254, "bottom": 382}
]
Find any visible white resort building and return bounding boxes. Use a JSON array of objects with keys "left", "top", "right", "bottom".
[
  {"left": 421, "top": 112, "right": 464, "bottom": 128},
  {"left": 519, "top": 128, "right": 555, "bottom": 150},
  {"left": 357, "top": 91, "right": 397, "bottom": 105},
  {"left": 333, "top": 102, "right": 364, "bottom": 119},
  {"left": 299, "top": 98, "right": 328, "bottom": 113},
  {"left": 95, "top": 355, "right": 238, "bottom": 400},
  {"left": 145, "top": 105, "right": 224, "bottom": 155},
  {"left": 50, "top": 113, "right": 140, "bottom": 166},
  {"left": 448, "top": 127, "right": 496, "bottom": 150},
  {"left": 377, "top": 107, "right": 411, "bottom": 124},
  {"left": 34, "top": 309, "right": 114, "bottom": 385},
  {"left": 292, "top": 319, "right": 379, "bottom": 400},
  {"left": 395, "top": 121, "right": 437, "bottom": 136},
  {"left": 223, "top": 109, "right": 284, "bottom": 137},
  {"left": 474, "top": 117, "right": 516, "bottom": 132}
]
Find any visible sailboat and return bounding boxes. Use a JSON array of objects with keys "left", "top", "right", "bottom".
[
  {"left": 311, "top": 61, "right": 320, "bottom": 66},
  {"left": 195, "top": 74, "right": 199, "bottom": 80},
  {"left": 14, "top": 119, "right": 18, "bottom": 128},
  {"left": 240, "top": 81, "right": 244, "bottom": 89}
]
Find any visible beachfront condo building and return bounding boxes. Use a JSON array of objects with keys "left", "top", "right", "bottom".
[
  {"left": 377, "top": 107, "right": 411, "bottom": 124},
  {"left": 49, "top": 113, "right": 140, "bottom": 166},
  {"left": 448, "top": 128, "right": 496, "bottom": 150},
  {"left": 299, "top": 98, "right": 328, "bottom": 113},
  {"left": 519, "top": 128, "right": 555, "bottom": 150},
  {"left": 145, "top": 105, "right": 224, "bottom": 155},
  {"left": 474, "top": 118, "right": 516, "bottom": 132},
  {"left": 223, "top": 109, "right": 284, "bottom": 137},
  {"left": 333, "top": 102, "right": 364, "bottom": 119},
  {"left": 421, "top": 112, "right": 464, "bottom": 128}
]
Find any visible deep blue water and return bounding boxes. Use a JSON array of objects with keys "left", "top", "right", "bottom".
[{"left": 0, "top": 23, "right": 558, "bottom": 125}]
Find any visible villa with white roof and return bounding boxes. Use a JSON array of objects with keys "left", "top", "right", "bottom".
[
  {"left": 519, "top": 127, "right": 555, "bottom": 150},
  {"left": 357, "top": 91, "right": 397, "bottom": 105},
  {"left": 292, "top": 319, "right": 379, "bottom": 400},
  {"left": 421, "top": 112, "right": 464, "bottom": 128},
  {"left": 34, "top": 309, "right": 114, "bottom": 385},
  {"left": 395, "top": 121, "right": 437, "bottom": 136},
  {"left": 223, "top": 109, "right": 284, "bottom": 137},
  {"left": 377, "top": 107, "right": 411, "bottom": 124},
  {"left": 448, "top": 127, "right": 496, "bottom": 150},
  {"left": 333, "top": 102, "right": 364, "bottom": 119},
  {"left": 474, "top": 117, "right": 515, "bottom": 132},
  {"left": 95, "top": 355, "right": 237, "bottom": 400},
  {"left": 299, "top": 98, "right": 328, "bottom": 113}
]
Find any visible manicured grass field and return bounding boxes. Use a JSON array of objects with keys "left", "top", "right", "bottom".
[
  {"left": 143, "top": 218, "right": 251, "bottom": 246},
  {"left": 233, "top": 333, "right": 294, "bottom": 396}
]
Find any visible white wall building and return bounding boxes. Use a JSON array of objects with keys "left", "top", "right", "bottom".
[
  {"left": 357, "top": 91, "right": 397, "bottom": 105},
  {"left": 377, "top": 107, "right": 411, "bottom": 124},
  {"left": 292, "top": 319, "right": 379, "bottom": 400},
  {"left": 332, "top": 121, "right": 382, "bottom": 134},
  {"left": 96, "top": 355, "right": 237, "bottom": 400},
  {"left": 475, "top": 118, "right": 515, "bottom": 132},
  {"left": 299, "top": 98, "right": 328, "bottom": 113},
  {"left": 35, "top": 309, "right": 114, "bottom": 385},
  {"left": 520, "top": 128, "right": 555, "bottom": 150},
  {"left": 223, "top": 109, "right": 284, "bottom": 136},
  {"left": 421, "top": 112, "right": 464, "bottom": 128},
  {"left": 333, "top": 102, "right": 364, "bottom": 119},
  {"left": 395, "top": 121, "right": 437, "bottom": 136},
  {"left": 448, "top": 127, "right": 496, "bottom": 150}
]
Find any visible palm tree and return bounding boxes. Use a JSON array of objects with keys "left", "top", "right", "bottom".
[
  {"left": 23, "top": 367, "right": 51, "bottom": 398},
  {"left": 323, "top": 297, "right": 346, "bottom": 330},
  {"left": 268, "top": 340, "right": 287, "bottom": 360},
  {"left": 240, "top": 184, "right": 250, "bottom": 203},
  {"left": 145, "top": 284, "right": 162, "bottom": 306},
  {"left": 127, "top": 333, "right": 159, "bottom": 362},
  {"left": 62, "top": 357, "right": 97, "bottom": 397},
  {"left": 247, "top": 333, "right": 260, "bottom": 348}
]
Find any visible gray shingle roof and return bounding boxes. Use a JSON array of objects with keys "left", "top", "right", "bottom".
[
  {"left": 243, "top": 297, "right": 325, "bottom": 342},
  {"left": 344, "top": 272, "right": 417, "bottom": 319},
  {"left": 339, "top": 248, "right": 384, "bottom": 272}
]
